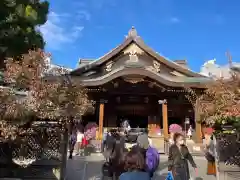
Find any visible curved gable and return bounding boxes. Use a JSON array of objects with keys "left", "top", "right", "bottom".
[{"left": 71, "top": 27, "right": 204, "bottom": 78}]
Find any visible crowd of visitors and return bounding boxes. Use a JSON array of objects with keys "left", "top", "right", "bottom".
[
  {"left": 68, "top": 122, "right": 217, "bottom": 180},
  {"left": 102, "top": 128, "right": 159, "bottom": 180}
]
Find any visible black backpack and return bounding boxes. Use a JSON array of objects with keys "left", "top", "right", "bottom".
[{"left": 102, "top": 161, "right": 114, "bottom": 177}]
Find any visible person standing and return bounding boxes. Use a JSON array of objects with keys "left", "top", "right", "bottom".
[
  {"left": 76, "top": 130, "right": 84, "bottom": 155},
  {"left": 187, "top": 125, "right": 193, "bottom": 139},
  {"left": 103, "top": 129, "right": 116, "bottom": 161},
  {"left": 168, "top": 133, "right": 198, "bottom": 180},
  {"left": 102, "top": 133, "right": 128, "bottom": 179},
  {"left": 122, "top": 119, "right": 130, "bottom": 134},
  {"left": 68, "top": 130, "right": 77, "bottom": 159},
  {"left": 132, "top": 129, "right": 159, "bottom": 178},
  {"left": 203, "top": 127, "right": 216, "bottom": 176}
]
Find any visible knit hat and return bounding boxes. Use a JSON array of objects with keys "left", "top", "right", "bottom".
[{"left": 137, "top": 134, "right": 149, "bottom": 149}]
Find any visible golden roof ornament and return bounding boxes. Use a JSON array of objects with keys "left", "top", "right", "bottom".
[
  {"left": 148, "top": 60, "right": 161, "bottom": 73},
  {"left": 129, "top": 50, "right": 138, "bottom": 62},
  {"left": 153, "top": 60, "right": 161, "bottom": 73},
  {"left": 105, "top": 61, "right": 113, "bottom": 72}
]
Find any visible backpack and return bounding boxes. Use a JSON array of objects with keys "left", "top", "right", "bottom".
[
  {"left": 102, "top": 161, "right": 114, "bottom": 177},
  {"left": 146, "top": 146, "right": 159, "bottom": 173}
]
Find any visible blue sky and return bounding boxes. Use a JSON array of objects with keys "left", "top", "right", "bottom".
[{"left": 40, "top": 0, "right": 240, "bottom": 72}]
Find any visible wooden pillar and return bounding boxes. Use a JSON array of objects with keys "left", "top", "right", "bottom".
[
  {"left": 98, "top": 100, "right": 105, "bottom": 140},
  {"left": 159, "top": 100, "right": 168, "bottom": 139}
]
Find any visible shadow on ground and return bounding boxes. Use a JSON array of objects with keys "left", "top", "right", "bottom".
[
  {"left": 66, "top": 155, "right": 171, "bottom": 180},
  {"left": 66, "top": 156, "right": 104, "bottom": 180}
]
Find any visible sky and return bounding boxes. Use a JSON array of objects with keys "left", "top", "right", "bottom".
[{"left": 39, "top": 0, "right": 240, "bottom": 72}]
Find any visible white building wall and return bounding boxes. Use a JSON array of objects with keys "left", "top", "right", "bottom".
[{"left": 200, "top": 59, "right": 239, "bottom": 79}]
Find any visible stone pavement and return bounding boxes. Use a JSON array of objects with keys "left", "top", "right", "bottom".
[{"left": 66, "top": 154, "right": 217, "bottom": 180}]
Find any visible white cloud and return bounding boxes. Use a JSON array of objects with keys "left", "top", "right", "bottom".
[
  {"left": 39, "top": 11, "right": 85, "bottom": 50},
  {"left": 170, "top": 17, "right": 180, "bottom": 23}
]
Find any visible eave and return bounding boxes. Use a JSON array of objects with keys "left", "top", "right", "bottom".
[{"left": 70, "top": 66, "right": 212, "bottom": 88}]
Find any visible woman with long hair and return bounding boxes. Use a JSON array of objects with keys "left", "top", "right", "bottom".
[
  {"left": 168, "top": 133, "right": 198, "bottom": 180},
  {"left": 102, "top": 131, "right": 127, "bottom": 179},
  {"left": 203, "top": 127, "right": 216, "bottom": 176},
  {"left": 119, "top": 150, "right": 150, "bottom": 180},
  {"left": 110, "top": 133, "right": 128, "bottom": 178}
]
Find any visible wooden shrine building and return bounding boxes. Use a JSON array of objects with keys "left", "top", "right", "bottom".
[{"left": 70, "top": 27, "right": 211, "bottom": 142}]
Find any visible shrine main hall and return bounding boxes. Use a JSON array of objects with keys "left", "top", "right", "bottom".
[{"left": 69, "top": 27, "right": 211, "bottom": 142}]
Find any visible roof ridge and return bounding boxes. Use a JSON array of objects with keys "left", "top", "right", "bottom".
[{"left": 71, "top": 27, "right": 204, "bottom": 77}]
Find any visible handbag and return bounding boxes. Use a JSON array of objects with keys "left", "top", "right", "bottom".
[
  {"left": 166, "top": 171, "right": 174, "bottom": 180},
  {"left": 204, "top": 151, "right": 215, "bottom": 162}
]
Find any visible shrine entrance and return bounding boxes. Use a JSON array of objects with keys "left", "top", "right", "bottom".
[
  {"left": 116, "top": 105, "right": 149, "bottom": 128},
  {"left": 86, "top": 77, "right": 197, "bottom": 139}
]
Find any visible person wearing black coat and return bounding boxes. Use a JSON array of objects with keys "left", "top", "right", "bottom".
[{"left": 168, "top": 133, "right": 198, "bottom": 180}]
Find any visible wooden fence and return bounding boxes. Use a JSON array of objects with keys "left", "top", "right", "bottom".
[{"left": 0, "top": 122, "right": 68, "bottom": 180}]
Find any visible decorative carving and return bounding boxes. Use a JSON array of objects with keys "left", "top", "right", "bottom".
[
  {"left": 105, "top": 61, "right": 113, "bottom": 72},
  {"left": 123, "top": 76, "right": 144, "bottom": 84},
  {"left": 153, "top": 60, "right": 160, "bottom": 73},
  {"left": 123, "top": 43, "right": 144, "bottom": 55},
  {"left": 147, "top": 81, "right": 166, "bottom": 92},
  {"left": 123, "top": 43, "right": 144, "bottom": 67},
  {"left": 113, "top": 82, "right": 119, "bottom": 88},
  {"left": 129, "top": 50, "right": 138, "bottom": 62}
]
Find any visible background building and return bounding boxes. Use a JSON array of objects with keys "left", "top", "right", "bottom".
[{"left": 200, "top": 58, "right": 240, "bottom": 79}]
